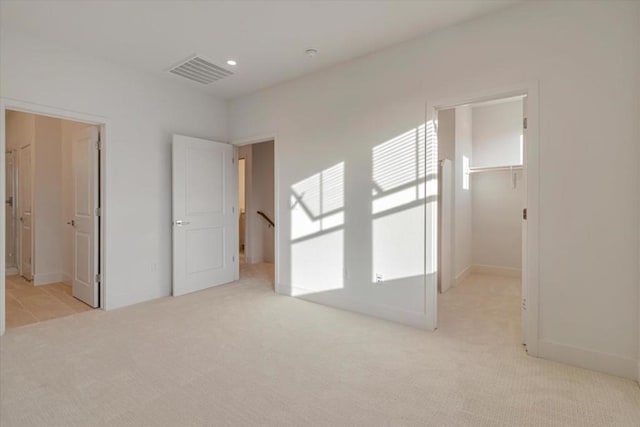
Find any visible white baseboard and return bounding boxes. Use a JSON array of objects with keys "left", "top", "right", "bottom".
[
  {"left": 33, "top": 272, "right": 68, "bottom": 286},
  {"left": 472, "top": 264, "right": 521, "bottom": 277},
  {"left": 291, "top": 285, "right": 431, "bottom": 330},
  {"left": 61, "top": 273, "right": 71, "bottom": 285},
  {"left": 5, "top": 267, "right": 18, "bottom": 276},
  {"left": 454, "top": 265, "right": 473, "bottom": 287},
  {"left": 538, "top": 339, "right": 637, "bottom": 380}
]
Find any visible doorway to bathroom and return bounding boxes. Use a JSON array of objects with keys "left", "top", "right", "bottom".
[{"left": 4, "top": 109, "right": 102, "bottom": 329}]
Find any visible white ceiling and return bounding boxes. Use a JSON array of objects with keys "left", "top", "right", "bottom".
[{"left": 1, "top": 0, "right": 520, "bottom": 99}]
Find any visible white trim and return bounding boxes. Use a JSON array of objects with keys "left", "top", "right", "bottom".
[
  {"left": 292, "top": 285, "right": 430, "bottom": 330},
  {"left": 232, "top": 132, "right": 278, "bottom": 147},
  {"left": 427, "top": 80, "right": 540, "bottom": 356},
  {"left": 5, "top": 267, "right": 18, "bottom": 276},
  {"left": 454, "top": 265, "right": 474, "bottom": 286},
  {"left": 538, "top": 339, "right": 638, "bottom": 380},
  {"left": 471, "top": 264, "right": 521, "bottom": 277},
  {"left": 0, "top": 97, "right": 109, "bottom": 335},
  {"left": 33, "top": 272, "right": 69, "bottom": 286}
]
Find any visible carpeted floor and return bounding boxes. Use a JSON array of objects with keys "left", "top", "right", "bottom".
[{"left": 1, "top": 264, "right": 639, "bottom": 426}]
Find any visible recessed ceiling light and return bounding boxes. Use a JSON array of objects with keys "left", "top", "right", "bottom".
[{"left": 226, "top": 59, "right": 237, "bottom": 66}]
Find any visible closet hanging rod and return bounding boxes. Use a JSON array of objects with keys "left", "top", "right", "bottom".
[{"left": 468, "top": 165, "right": 523, "bottom": 174}]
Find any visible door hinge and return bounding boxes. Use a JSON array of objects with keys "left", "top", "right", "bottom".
[
  {"left": 95, "top": 207, "right": 101, "bottom": 216},
  {"left": 232, "top": 256, "right": 235, "bottom": 262},
  {"left": 523, "top": 208, "right": 527, "bottom": 220},
  {"left": 95, "top": 273, "right": 101, "bottom": 283},
  {"left": 96, "top": 132, "right": 101, "bottom": 150},
  {"left": 522, "top": 298, "right": 527, "bottom": 311},
  {"left": 523, "top": 117, "right": 528, "bottom": 130}
]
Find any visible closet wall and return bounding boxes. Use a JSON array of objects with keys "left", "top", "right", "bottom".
[
  {"left": 454, "top": 106, "right": 473, "bottom": 280},
  {"left": 471, "top": 99, "right": 524, "bottom": 272},
  {"left": 438, "top": 98, "right": 524, "bottom": 291}
]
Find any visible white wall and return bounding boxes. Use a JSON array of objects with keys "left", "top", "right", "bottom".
[
  {"left": 33, "top": 115, "right": 64, "bottom": 285},
  {"left": 438, "top": 109, "right": 455, "bottom": 163},
  {"left": 437, "top": 109, "right": 455, "bottom": 291},
  {"left": 470, "top": 99, "right": 524, "bottom": 272},
  {"left": 472, "top": 172, "right": 523, "bottom": 271},
  {"left": 229, "top": 1, "right": 640, "bottom": 378},
  {"left": 0, "top": 31, "right": 228, "bottom": 309},
  {"left": 454, "top": 106, "right": 473, "bottom": 280},
  {"left": 5, "top": 111, "right": 34, "bottom": 151},
  {"left": 472, "top": 100, "right": 523, "bottom": 168}
]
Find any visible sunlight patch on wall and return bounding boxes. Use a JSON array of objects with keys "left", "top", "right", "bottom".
[
  {"left": 291, "top": 162, "right": 344, "bottom": 240},
  {"left": 371, "top": 121, "right": 438, "bottom": 282},
  {"left": 372, "top": 125, "right": 425, "bottom": 215},
  {"left": 291, "top": 229, "right": 344, "bottom": 296},
  {"left": 290, "top": 162, "right": 345, "bottom": 295},
  {"left": 372, "top": 205, "right": 425, "bottom": 282}
]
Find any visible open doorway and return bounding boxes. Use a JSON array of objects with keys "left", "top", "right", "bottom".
[
  {"left": 4, "top": 110, "right": 101, "bottom": 329},
  {"left": 436, "top": 94, "right": 529, "bottom": 349},
  {"left": 237, "top": 140, "right": 275, "bottom": 287}
]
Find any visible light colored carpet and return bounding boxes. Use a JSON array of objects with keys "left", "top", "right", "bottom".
[{"left": 1, "top": 265, "right": 639, "bottom": 426}]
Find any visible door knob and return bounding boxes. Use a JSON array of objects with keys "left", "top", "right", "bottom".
[
  {"left": 67, "top": 220, "right": 75, "bottom": 226},
  {"left": 174, "top": 220, "right": 190, "bottom": 226}
]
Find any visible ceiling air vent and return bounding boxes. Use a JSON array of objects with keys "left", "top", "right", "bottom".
[{"left": 167, "top": 54, "right": 233, "bottom": 85}]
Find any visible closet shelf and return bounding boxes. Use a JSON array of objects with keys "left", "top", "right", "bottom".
[{"left": 468, "top": 164, "right": 523, "bottom": 174}]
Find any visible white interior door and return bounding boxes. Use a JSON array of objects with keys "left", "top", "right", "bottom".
[
  {"left": 70, "top": 126, "right": 99, "bottom": 307},
  {"left": 172, "top": 135, "right": 236, "bottom": 296},
  {"left": 18, "top": 145, "right": 33, "bottom": 280}
]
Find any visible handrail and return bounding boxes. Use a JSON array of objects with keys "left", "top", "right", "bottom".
[{"left": 257, "top": 211, "right": 275, "bottom": 228}]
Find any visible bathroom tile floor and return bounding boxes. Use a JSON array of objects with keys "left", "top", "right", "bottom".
[{"left": 5, "top": 275, "right": 94, "bottom": 329}]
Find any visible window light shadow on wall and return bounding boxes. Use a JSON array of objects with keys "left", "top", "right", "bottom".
[
  {"left": 290, "top": 162, "right": 345, "bottom": 295},
  {"left": 371, "top": 121, "right": 437, "bottom": 283}
]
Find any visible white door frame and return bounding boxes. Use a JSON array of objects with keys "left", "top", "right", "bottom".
[
  {"left": 427, "top": 81, "right": 540, "bottom": 356},
  {"left": 231, "top": 134, "right": 279, "bottom": 293},
  {"left": 0, "top": 98, "right": 108, "bottom": 335}
]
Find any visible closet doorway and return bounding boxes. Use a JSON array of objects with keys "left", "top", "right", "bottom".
[{"left": 435, "top": 93, "right": 532, "bottom": 351}]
